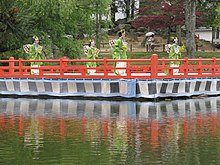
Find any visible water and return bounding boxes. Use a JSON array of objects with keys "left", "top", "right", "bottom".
[{"left": 0, "top": 97, "right": 220, "bottom": 164}]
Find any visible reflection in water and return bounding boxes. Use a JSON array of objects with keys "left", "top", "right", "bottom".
[
  {"left": 1, "top": 97, "right": 218, "bottom": 118},
  {"left": 0, "top": 97, "right": 220, "bottom": 164}
]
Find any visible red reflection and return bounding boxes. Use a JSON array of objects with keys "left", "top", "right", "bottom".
[
  {"left": 60, "top": 117, "right": 65, "bottom": 138},
  {"left": 19, "top": 115, "right": 24, "bottom": 136},
  {"left": 1, "top": 110, "right": 220, "bottom": 156},
  {"left": 82, "top": 117, "right": 87, "bottom": 141},
  {"left": 39, "top": 116, "right": 44, "bottom": 128},
  {"left": 167, "top": 118, "right": 174, "bottom": 139},
  {"left": 184, "top": 118, "right": 189, "bottom": 142},
  {"left": 127, "top": 119, "right": 133, "bottom": 135},
  {"left": 151, "top": 119, "right": 159, "bottom": 148},
  {"left": 196, "top": 114, "right": 204, "bottom": 137},
  {"left": 103, "top": 118, "right": 109, "bottom": 141},
  {"left": 9, "top": 114, "right": 15, "bottom": 128},
  {"left": 0, "top": 114, "right": 5, "bottom": 126},
  {"left": 212, "top": 114, "right": 216, "bottom": 139},
  {"left": 139, "top": 121, "right": 150, "bottom": 142}
]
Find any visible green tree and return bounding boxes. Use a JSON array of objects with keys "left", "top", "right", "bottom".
[
  {"left": 0, "top": 0, "right": 112, "bottom": 59},
  {"left": 0, "top": 0, "right": 24, "bottom": 52},
  {"left": 197, "top": 1, "right": 220, "bottom": 47},
  {"left": 90, "top": 0, "right": 112, "bottom": 49}
]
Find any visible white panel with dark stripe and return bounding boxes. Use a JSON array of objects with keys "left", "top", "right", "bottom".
[
  {"left": 136, "top": 78, "right": 220, "bottom": 98},
  {"left": 0, "top": 78, "right": 137, "bottom": 98},
  {"left": 1, "top": 78, "right": 220, "bottom": 98}
]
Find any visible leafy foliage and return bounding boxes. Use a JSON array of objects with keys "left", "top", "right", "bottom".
[
  {"left": 0, "top": 0, "right": 111, "bottom": 59},
  {"left": 197, "top": 1, "right": 220, "bottom": 27},
  {"left": 214, "top": 4, "right": 220, "bottom": 27},
  {"left": 132, "top": 0, "right": 205, "bottom": 30},
  {"left": 133, "top": 0, "right": 181, "bottom": 29},
  {"left": 0, "top": 0, "right": 23, "bottom": 52}
]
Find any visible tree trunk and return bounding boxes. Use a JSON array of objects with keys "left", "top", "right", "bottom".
[
  {"left": 176, "top": 25, "right": 182, "bottom": 45},
  {"left": 111, "top": 0, "right": 117, "bottom": 25},
  {"left": 212, "top": 27, "right": 216, "bottom": 43},
  {"left": 125, "top": 0, "right": 131, "bottom": 21},
  {"left": 216, "top": 27, "right": 219, "bottom": 39},
  {"left": 167, "top": 26, "right": 171, "bottom": 44},
  {"left": 131, "top": 0, "right": 135, "bottom": 19},
  {"left": 95, "top": 13, "right": 101, "bottom": 49},
  {"left": 212, "top": 26, "right": 216, "bottom": 51},
  {"left": 185, "top": 0, "right": 196, "bottom": 58}
]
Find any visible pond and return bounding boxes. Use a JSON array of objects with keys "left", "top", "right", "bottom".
[{"left": 0, "top": 97, "right": 220, "bottom": 164}]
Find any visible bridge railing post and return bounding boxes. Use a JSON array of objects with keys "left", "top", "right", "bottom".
[
  {"left": 212, "top": 57, "right": 216, "bottom": 76},
  {"left": 184, "top": 57, "right": 188, "bottom": 76},
  {"left": 126, "top": 59, "right": 131, "bottom": 77},
  {"left": 103, "top": 58, "right": 108, "bottom": 77},
  {"left": 63, "top": 56, "right": 68, "bottom": 67},
  {"left": 60, "top": 57, "right": 64, "bottom": 77},
  {"left": 151, "top": 54, "right": 158, "bottom": 79},
  {"left": 9, "top": 57, "right": 15, "bottom": 75},
  {"left": 161, "top": 57, "right": 166, "bottom": 72},
  {"left": 198, "top": 57, "right": 202, "bottom": 76},
  {"left": 19, "top": 58, "right": 23, "bottom": 76}
]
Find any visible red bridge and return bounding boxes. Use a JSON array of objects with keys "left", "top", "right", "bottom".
[{"left": 0, "top": 54, "right": 220, "bottom": 79}]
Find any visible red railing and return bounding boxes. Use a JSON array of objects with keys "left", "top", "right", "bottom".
[{"left": 0, "top": 54, "right": 220, "bottom": 79}]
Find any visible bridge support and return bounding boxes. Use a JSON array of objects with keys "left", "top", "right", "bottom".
[{"left": 0, "top": 78, "right": 219, "bottom": 99}]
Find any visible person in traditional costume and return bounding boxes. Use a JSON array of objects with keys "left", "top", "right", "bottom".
[
  {"left": 84, "top": 40, "right": 99, "bottom": 74},
  {"left": 111, "top": 29, "right": 127, "bottom": 75},
  {"left": 147, "top": 34, "right": 155, "bottom": 52},
  {"left": 28, "top": 36, "right": 43, "bottom": 75},
  {"left": 165, "top": 37, "right": 183, "bottom": 73}
]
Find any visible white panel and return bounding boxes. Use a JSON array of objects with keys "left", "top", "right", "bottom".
[
  {"left": 189, "top": 81, "right": 196, "bottom": 93},
  {"left": 52, "top": 82, "right": 60, "bottom": 93},
  {"left": 101, "top": 82, "right": 110, "bottom": 94},
  {"left": 20, "top": 81, "right": 29, "bottom": 92},
  {"left": 102, "top": 102, "right": 111, "bottom": 117},
  {"left": 139, "top": 82, "right": 148, "bottom": 95},
  {"left": 84, "top": 82, "right": 94, "bottom": 93},
  {"left": 199, "top": 81, "right": 206, "bottom": 91},
  {"left": 139, "top": 103, "right": 150, "bottom": 118},
  {"left": 36, "top": 81, "right": 45, "bottom": 92},
  {"left": 178, "top": 81, "right": 186, "bottom": 93},
  {"left": 6, "top": 81, "right": 15, "bottom": 91},
  {"left": 166, "top": 82, "right": 174, "bottom": 93},
  {"left": 67, "top": 82, "right": 77, "bottom": 93}
]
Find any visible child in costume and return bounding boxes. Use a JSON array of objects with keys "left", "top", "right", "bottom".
[
  {"left": 111, "top": 29, "right": 127, "bottom": 75},
  {"left": 165, "top": 37, "right": 183, "bottom": 73},
  {"left": 24, "top": 36, "right": 43, "bottom": 75},
  {"left": 84, "top": 40, "right": 99, "bottom": 74}
]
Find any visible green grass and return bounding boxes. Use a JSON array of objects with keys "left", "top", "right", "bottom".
[
  {"left": 100, "top": 51, "right": 220, "bottom": 59},
  {"left": 195, "top": 52, "right": 220, "bottom": 58},
  {"left": 1, "top": 49, "right": 220, "bottom": 61}
]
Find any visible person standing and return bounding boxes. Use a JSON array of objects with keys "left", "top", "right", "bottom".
[
  {"left": 29, "top": 36, "right": 43, "bottom": 75},
  {"left": 145, "top": 32, "right": 155, "bottom": 52},
  {"left": 148, "top": 34, "right": 155, "bottom": 52},
  {"left": 111, "top": 29, "right": 127, "bottom": 75},
  {"left": 85, "top": 40, "right": 99, "bottom": 74},
  {"left": 166, "top": 37, "right": 183, "bottom": 73}
]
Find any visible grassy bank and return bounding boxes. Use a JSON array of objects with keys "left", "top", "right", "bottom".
[
  {"left": 1, "top": 49, "right": 220, "bottom": 60},
  {"left": 101, "top": 51, "right": 220, "bottom": 59}
]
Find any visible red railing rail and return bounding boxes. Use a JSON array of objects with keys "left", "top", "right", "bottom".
[{"left": 0, "top": 54, "right": 220, "bottom": 79}]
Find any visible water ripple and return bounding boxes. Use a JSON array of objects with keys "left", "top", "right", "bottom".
[{"left": 0, "top": 97, "right": 220, "bottom": 164}]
